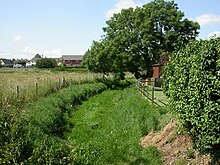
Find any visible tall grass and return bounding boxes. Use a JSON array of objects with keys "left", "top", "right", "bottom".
[
  {"left": 0, "top": 68, "right": 101, "bottom": 108},
  {"left": 0, "top": 77, "right": 171, "bottom": 164},
  {"left": 66, "top": 85, "right": 170, "bottom": 164},
  {"left": 0, "top": 82, "right": 107, "bottom": 164}
]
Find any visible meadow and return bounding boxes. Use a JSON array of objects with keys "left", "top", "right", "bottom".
[{"left": 0, "top": 68, "right": 101, "bottom": 108}]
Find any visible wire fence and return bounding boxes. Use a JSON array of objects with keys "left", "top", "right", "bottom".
[{"left": 0, "top": 75, "right": 100, "bottom": 109}]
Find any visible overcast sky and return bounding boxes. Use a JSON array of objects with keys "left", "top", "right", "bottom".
[{"left": 0, "top": 0, "right": 220, "bottom": 60}]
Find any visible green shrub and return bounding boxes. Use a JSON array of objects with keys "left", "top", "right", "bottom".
[
  {"left": 163, "top": 38, "right": 220, "bottom": 162},
  {"left": 36, "top": 58, "right": 57, "bottom": 68},
  {"left": 96, "top": 77, "right": 132, "bottom": 89}
]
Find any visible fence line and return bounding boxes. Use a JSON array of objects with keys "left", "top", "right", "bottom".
[
  {"left": 0, "top": 73, "right": 105, "bottom": 109},
  {"left": 12, "top": 76, "right": 99, "bottom": 103},
  {"left": 15, "top": 76, "right": 78, "bottom": 98},
  {"left": 136, "top": 79, "right": 168, "bottom": 106}
]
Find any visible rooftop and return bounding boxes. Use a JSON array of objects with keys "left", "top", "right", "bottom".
[{"left": 61, "top": 55, "right": 84, "bottom": 60}]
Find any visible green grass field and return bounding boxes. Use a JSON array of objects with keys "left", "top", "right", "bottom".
[{"left": 65, "top": 85, "right": 171, "bottom": 164}]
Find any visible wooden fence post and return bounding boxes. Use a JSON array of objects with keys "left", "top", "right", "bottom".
[
  {"left": 36, "top": 82, "right": 38, "bottom": 97},
  {"left": 16, "top": 85, "right": 19, "bottom": 98},
  {"left": 152, "top": 86, "right": 154, "bottom": 105},
  {"left": 62, "top": 76, "right": 65, "bottom": 87}
]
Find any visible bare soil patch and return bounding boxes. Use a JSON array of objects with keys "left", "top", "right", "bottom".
[{"left": 140, "top": 121, "right": 211, "bottom": 164}]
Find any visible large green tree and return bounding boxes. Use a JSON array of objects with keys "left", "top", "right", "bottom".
[{"left": 84, "top": 0, "right": 200, "bottom": 79}]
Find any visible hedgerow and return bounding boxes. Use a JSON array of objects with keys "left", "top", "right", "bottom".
[
  {"left": 0, "top": 82, "right": 107, "bottom": 164},
  {"left": 163, "top": 38, "right": 220, "bottom": 162}
]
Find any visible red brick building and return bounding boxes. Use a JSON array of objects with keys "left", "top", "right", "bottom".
[
  {"left": 61, "top": 55, "right": 83, "bottom": 66},
  {"left": 151, "top": 64, "right": 163, "bottom": 78}
]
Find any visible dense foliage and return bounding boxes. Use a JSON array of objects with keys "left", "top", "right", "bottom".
[
  {"left": 83, "top": 0, "right": 200, "bottom": 79},
  {"left": 163, "top": 38, "right": 220, "bottom": 162},
  {"left": 36, "top": 58, "right": 57, "bottom": 68},
  {"left": 0, "top": 82, "right": 107, "bottom": 164}
]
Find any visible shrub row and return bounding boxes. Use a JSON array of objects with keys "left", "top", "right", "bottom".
[
  {"left": 96, "top": 77, "right": 133, "bottom": 89},
  {"left": 163, "top": 38, "right": 220, "bottom": 162},
  {"left": 0, "top": 82, "right": 107, "bottom": 164}
]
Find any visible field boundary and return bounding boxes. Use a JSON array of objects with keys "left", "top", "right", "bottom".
[{"left": 136, "top": 79, "right": 168, "bottom": 106}]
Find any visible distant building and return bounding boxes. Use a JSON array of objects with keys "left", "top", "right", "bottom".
[
  {"left": 146, "top": 64, "right": 163, "bottom": 87},
  {"left": 0, "top": 58, "right": 14, "bottom": 67},
  {"left": 151, "top": 64, "right": 163, "bottom": 78},
  {"left": 61, "top": 55, "right": 84, "bottom": 66}
]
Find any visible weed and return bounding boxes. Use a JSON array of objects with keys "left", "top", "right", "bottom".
[{"left": 186, "top": 148, "right": 195, "bottom": 159}]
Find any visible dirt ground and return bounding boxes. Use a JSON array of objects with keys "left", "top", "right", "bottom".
[{"left": 140, "top": 121, "right": 211, "bottom": 165}]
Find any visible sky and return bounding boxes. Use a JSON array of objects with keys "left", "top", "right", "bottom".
[{"left": 0, "top": 0, "right": 220, "bottom": 60}]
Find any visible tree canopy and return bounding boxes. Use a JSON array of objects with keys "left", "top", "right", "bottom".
[
  {"left": 34, "top": 54, "right": 42, "bottom": 59},
  {"left": 36, "top": 58, "right": 57, "bottom": 68},
  {"left": 15, "top": 59, "right": 26, "bottom": 66},
  {"left": 83, "top": 0, "right": 200, "bottom": 79}
]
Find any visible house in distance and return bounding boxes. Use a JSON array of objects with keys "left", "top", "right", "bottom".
[
  {"left": 60, "top": 55, "right": 83, "bottom": 66},
  {"left": 0, "top": 58, "right": 14, "bottom": 67}
]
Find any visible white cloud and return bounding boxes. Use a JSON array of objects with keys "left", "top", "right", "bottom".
[
  {"left": 0, "top": 51, "right": 32, "bottom": 60},
  {"left": 22, "top": 46, "right": 62, "bottom": 58},
  {"left": 0, "top": 47, "right": 63, "bottom": 60},
  {"left": 43, "top": 48, "right": 62, "bottom": 58},
  {"left": 195, "top": 13, "right": 220, "bottom": 26},
  {"left": 208, "top": 31, "right": 220, "bottom": 38},
  {"left": 106, "top": 0, "right": 143, "bottom": 19},
  {"left": 23, "top": 46, "right": 38, "bottom": 55},
  {"left": 13, "top": 34, "right": 23, "bottom": 42}
]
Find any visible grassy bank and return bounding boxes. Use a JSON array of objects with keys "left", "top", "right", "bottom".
[
  {"left": 1, "top": 77, "right": 171, "bottom": 164},
  {"left": 66, "top": 85, "right": 171, "bottom": 164},
  {"left": 0, "top": 82, "right": 107, "bottom": 164}
]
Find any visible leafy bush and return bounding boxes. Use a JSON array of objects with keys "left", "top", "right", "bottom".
[
  {"left": 96, "top": 77, "right": 132, "bottom": 89},
  {"left": 36, "top": 58, "right": 57, "bottom": 68},
  {"left": 163, "top": 38, "right": 220, "bottom": 162}
]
